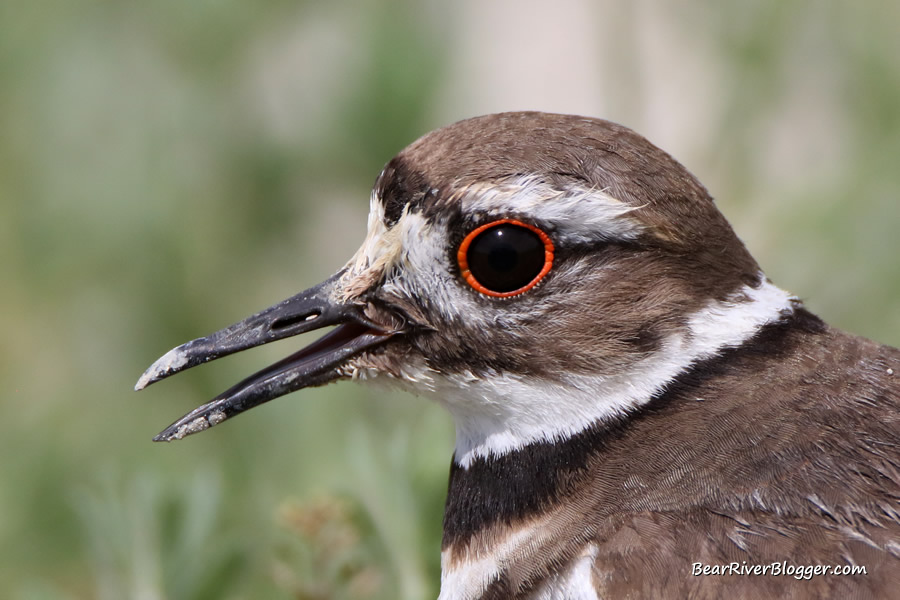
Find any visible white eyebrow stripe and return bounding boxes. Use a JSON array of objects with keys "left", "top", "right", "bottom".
[
  {"left": 459, "top": 177, "right": 645, "bottom": 244},
  {"left": 338, "top": 176, "right": 643, "bottom": 303}
]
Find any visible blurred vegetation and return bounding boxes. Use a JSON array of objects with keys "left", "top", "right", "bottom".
[{"left": 0, "top": 1, "right": 897, "bottom": 599}]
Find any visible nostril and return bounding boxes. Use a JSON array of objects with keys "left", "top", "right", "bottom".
[{"left": 271, "top": 311, "right": 321, "bottom": 331}]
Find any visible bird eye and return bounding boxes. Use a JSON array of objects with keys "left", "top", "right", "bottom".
[{"left": 457, "top": 219, "right": 554, "bottom": 297}]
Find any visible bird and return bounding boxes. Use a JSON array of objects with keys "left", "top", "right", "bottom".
[{"left": 136, "top": 112, "right": 900, "bottom": 599}]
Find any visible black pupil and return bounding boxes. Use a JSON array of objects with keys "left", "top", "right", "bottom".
[{"left": 467, "top": 224, "right": 545, "bottom": 293}]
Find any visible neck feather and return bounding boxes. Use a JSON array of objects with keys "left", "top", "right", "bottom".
[
  {"left": 442, "top": 304, "right": 827, "bottom": 551},
  {"left": 447, "top": 275, "right": 797, "bottom": 468}
]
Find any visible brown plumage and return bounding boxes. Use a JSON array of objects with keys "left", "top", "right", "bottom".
[
  {"left": 138, "top": 112, "right": 900, "bottom": 599},
  {"left": 445, "top": 309, "right": 900, "bottom": 598}
]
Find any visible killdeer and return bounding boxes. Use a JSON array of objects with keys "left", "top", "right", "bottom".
[{"left": 137, "top": 112, "right": 900, "bottom": 599}]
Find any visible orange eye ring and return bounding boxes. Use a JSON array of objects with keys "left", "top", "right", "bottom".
[{"left": 457, "top": 219, "right": 554, "bottom": 298}]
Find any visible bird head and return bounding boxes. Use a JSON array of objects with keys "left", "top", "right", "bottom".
[{"left": 137, "top": 112, "right": 793, "bottom": 465}]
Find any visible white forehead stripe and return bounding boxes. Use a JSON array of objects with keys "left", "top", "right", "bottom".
[
  {"left": 460, "top": 177, "right": 645, "bottom": 244},
  {"left": 339, "top": 190, "right": 401, "bottom": 301}
]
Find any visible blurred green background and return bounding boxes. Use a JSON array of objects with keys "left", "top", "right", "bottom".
[{"left": 2, "top": 1, "right": 899, "bottom": 598}]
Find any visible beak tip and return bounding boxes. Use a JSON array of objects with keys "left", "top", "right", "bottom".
[
  {"left": 134, "top": 370, "right": 156, "bottom": 392},
  {"left": 135, "top": 346, "right": 192, "bottom": 391},
  {"left": 154, "top": 408, "right": 228, "bottom": 442}
]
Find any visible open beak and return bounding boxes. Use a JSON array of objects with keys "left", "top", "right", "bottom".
[{"left": 135, "top": 271, "right": 398, "bottom": 441}]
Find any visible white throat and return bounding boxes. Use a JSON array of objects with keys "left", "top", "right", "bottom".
[{"left": 415, "top": 276, "right": 796, "bottom": 468}]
